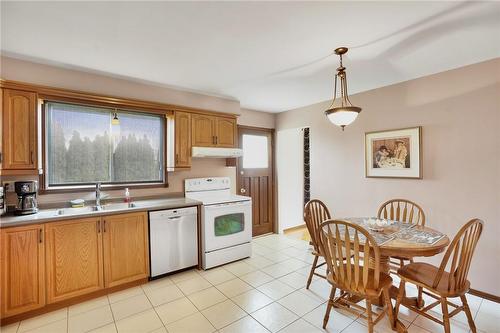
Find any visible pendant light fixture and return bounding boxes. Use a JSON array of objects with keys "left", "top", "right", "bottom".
[
  {"left": 111, "top": 109, "right": 120, "bottom": 125},
  {"left": 324, "top": 47, "right": 361, "bottom": 130}
]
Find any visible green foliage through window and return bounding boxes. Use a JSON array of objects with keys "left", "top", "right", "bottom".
[{"left": 46, "top": 102, "right": 164, "bottom": 187}]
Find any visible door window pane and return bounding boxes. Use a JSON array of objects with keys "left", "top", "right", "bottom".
[
  {"left": 214, "top": 213, "right": 244, "bottom": 236},
  {"left": 242, "top": 134, "right": 268, "bottom": 168}
]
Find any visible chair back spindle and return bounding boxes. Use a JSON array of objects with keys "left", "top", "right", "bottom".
[
  {"left": 377, "top": 199, "right": 426, "bottom": 226},
  {"left": 433, "top": 219, "right": 483, "bottom": 292},
  {"left": 304, "top": 200, "right": 331, "bottom": 252},
  {"left": 318, "top": 220, "right": 381, "bottom": 294}
]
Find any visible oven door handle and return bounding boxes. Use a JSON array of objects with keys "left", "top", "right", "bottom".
[{"left": 205, "top": 201, "right": 251, "bottom": 209}]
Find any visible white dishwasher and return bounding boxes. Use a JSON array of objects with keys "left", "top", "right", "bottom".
[{"left": 149, "top": 206, "right": 198, "bottom": 278}]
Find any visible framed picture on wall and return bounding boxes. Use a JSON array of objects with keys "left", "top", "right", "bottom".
[{"left": 365, "top": 126, "right": 422, "bottom": 179}]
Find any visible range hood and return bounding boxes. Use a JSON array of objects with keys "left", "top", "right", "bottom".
[{"left": 192, "top": 147, "right": 243, "bottom": 158}]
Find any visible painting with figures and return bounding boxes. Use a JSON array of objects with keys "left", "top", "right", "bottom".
[
  {"left": 365, "top": 127, "right": 422, "bottom": 179},
  {"left": 372, "top": 136, "right": 410, "bottom": 169}
]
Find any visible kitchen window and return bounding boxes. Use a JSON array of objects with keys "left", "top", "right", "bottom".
[{"left": 45, "top": 101, "right": 165, "bottom": 189}]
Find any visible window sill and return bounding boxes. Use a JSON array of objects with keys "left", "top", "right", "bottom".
[{"left": 39, "top": 182, "right": 168, "bottom": 194}]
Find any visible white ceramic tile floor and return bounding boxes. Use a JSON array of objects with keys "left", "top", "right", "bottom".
[{"left": 3, "top": 234, "right": 497, "bottom": 333}]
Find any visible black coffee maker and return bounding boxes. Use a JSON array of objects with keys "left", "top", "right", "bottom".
[{"left": 14, "top": 181, "right": 39, "bottom": 215}]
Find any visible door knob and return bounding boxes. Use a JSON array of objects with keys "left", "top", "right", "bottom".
[{"left": 240, "top": 188, "right": 246, "bottom": 194}]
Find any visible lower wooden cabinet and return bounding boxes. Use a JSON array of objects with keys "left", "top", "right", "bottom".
[
  {"left": 1, "top": 224, "right": 45, "bottom": 318},
  {"left": 45, "top": 217, "right": 104, "bottom": 304},
  {"left": 103, "top": 212, "right": 149, "bottom": 288},
  {"left": 0, "top": 211, "right": 150, "bottom": 319}
]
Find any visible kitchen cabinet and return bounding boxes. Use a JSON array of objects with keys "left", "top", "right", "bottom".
[
  {"left": 191, "top": 114, "right": 216, "bottom": 147},
  {"left": 1, "top": 88, "right": 38, "bottom": 171},
  {"left": 175, "top": 111, "right": 192, "bottom": 168},
  {"left": 45, "top": 218, "right": 104, "bottom": 303},
  {"left": 215, "top": 117, "right": 237, "bottom": 147},
  {"left": 102, "top": 212, "right": 149, "bottom": 288},
  {"left": 1, "top": 224, "right": 45, "bottom": 317},
  {"left": 191, "top": 114, "right": 237, "bottom": 148}
]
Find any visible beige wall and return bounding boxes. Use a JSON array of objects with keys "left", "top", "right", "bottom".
[
  {"left": 0, "top": 56, "right": 275, "bottom": 204},
  {"left": 276, "top": 58, "right": 500, "bottom": 295}
]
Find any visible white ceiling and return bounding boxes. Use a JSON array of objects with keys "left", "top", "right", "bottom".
[{"left": 1, "top": 1, "right": 499, "bottom": 112}]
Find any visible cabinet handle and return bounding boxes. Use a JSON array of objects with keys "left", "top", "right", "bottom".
[
  {"left": 39, "top": 228, "right": 43, "bottom": 243},
  {"left": 103, "top": 220, "right": 106, "bottom": 232},
  {"left": 97, "top": 220, "right": 100, "bottom": 233},
  {"left": 215, "top": 136, "right": 218, "bottom": 145},
  {"left": 175, "top": 154, "right": 179, "bottom": 164},
  {"left": 30, "top": 151, "right": 34, "bottom": 164}
]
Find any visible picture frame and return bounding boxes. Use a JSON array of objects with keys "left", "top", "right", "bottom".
[{"left": 365, "top": 126, "right": 422, "bottom": 179}]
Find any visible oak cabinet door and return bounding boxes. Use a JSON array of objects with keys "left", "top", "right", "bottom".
[
  {"left": 215, "top": 117, "right": 237, "bottom": 147},
  {"left": 103, "top": 212, "right": 149, "bottom": 287},
  {"left": 2, "top": 89, "right": 37, "bottom": 169},
  {"left": 45, "top": 218, "right": 104, "bottom": 303},
  {"left": 175, "top": 111, "right": 192, "bottom": 168},
  {"left": 1, "top": 225, "right": 45, "bottom": 317},
  {"left": 191, "top": 114, "right": 216, "bottom": 147}
]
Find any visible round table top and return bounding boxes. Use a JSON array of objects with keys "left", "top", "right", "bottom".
[
  {"left": 379, "top": 225, "right": 450, "bottom": 257},
  {"left": 341, "top": 217, "right": 450, "bottom": 258}
]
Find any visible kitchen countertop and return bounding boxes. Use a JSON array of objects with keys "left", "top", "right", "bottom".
[{"left": 0, "top": 197, "right": 202, "bottom": 228}]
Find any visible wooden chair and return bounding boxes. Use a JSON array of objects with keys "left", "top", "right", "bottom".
[
  {"left": 395, "top": 219, "right": 484, "bottom": 333},
  {"left": 317, "top": 219, "right": 397, "bottom": 333},
  {"left": 378, "top": 199, "right": 426, "bottom": 270},
  {"left": 303, "top": 199, "right": 331, "bottom": 288}
]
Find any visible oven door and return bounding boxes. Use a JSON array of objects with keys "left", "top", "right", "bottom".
[{"left": 203, "top": 200, "right": 252, "bottom": 252}]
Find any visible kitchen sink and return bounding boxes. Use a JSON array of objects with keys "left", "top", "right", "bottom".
[{"left": 52, "top": 202, "right": 137, "bottom": 216}]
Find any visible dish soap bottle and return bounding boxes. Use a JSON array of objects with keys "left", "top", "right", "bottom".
[{"left": 124, "top": 188, "right": 131, "bottom": 205}]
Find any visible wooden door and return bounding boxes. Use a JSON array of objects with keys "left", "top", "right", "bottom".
[
  {"left": 1, "top": 224, "right": 45, "bottom": 317},
  {"left": 237, "top": 126, "right": 275, "bottom": 236},
  {"left": 45, "top": 218, "right": 104, "bottom": 304},
  {"left": 103, "top": 212, "right": 149, "bottom": 288},
  {"left": 191, "top": 114, "right": 215, "bottom": 147},
  {"left": 175, "top": 111, "right": 192, "bottom": 167},
  {"left": 216, "top": 117, "right": 237, "bottom": 147},
  {"left": 2, "top": 89, "right": 37, "bottom": 170}
]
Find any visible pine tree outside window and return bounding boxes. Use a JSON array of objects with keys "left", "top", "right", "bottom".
[{"left": 45, "top": 102, "right": 164, "bottom": 188}]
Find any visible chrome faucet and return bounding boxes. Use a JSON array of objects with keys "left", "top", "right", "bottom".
[{"left": 95, "top": 182, "right": 103, "bottom": 210}]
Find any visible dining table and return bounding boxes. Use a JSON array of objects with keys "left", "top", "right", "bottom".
[{"left": 340, "top": 217, "right": 450, "bottom": 307}]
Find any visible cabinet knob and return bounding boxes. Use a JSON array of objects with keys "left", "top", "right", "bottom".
[{"left": 240, "top": 188, "right": 246, "bottom": 194}]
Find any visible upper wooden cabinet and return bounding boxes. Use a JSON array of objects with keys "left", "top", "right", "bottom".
[
  {"left": 102, "top": 212, "right": 149, "bottom": 288},
  {"left": 1, "top": 224, "right": 45, "bottom": 318},
  {"left": 175, "top": 111, "right": 192, "bottom": 168},
  {"left": 191, "top": 114, "right": 216, "bottom": 147},
  {"left": 45, "top": 218, "right": 104, "bottom": 304},
  {"left": 191, "top": 114, "right": 237, "bottom": 148},
  {"left": 1, "top": 89, "right": 38, "bottom": 170},
  {"left": 215, "top": 117, "right": 237, "bottom": 147}
]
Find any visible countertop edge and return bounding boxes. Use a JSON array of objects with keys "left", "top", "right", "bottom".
[{"left": 0, "top": 198, "right": 203, "bottom": 228}]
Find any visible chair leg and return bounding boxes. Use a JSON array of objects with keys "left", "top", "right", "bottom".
[
  {"left": 307, "top": 254, "right": 319, "bottom": 289},
  {"left": 383, "top": 287, "right": 396, "bottom": 330},
  {"left": 366, "top": 298, "right": 374, "bottom": 333},
  {"left": 461, "top": 295, "right": 477, "bottom": 333},
  {"left": 417, "top": 286, "right": 424, "bottom": 308},
  {"left": 322, "top": 286, "right": 336, "bottom": 329},
  {"left": 441, "top": 297, "right": 451, "bottom": 333},
  {"left": 394, "top": 279, "right": 406, "bottom": 320}
]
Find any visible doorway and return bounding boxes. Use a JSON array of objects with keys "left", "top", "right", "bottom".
[{"left": 237, "top": 126, "right": 275, "bottom": 236}]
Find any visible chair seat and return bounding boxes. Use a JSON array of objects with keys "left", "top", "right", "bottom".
[
  {"left": 398, "top": 262, "right": 470, "bottom": 297},
  {"left": 327, "top": 269, "right": 392, "bottom": 297}
]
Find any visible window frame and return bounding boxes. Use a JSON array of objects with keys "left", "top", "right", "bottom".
[{"left": 40, "top": 98, "right": 169, "bottom": 192}]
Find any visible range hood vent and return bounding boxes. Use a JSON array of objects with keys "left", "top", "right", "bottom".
[{"left": 192, "top": 147, "right": 243, "bottom": 158}]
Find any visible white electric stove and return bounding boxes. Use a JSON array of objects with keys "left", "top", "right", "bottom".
[{"left": 185, "top": 177, "right": 252, "bottom": 269}]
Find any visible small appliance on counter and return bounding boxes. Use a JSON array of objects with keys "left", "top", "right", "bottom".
[
  {"left": 14, "top": 181, "right": 39, "bottom": 216},
  {"left": 0, "top": 186, "right": 6, "bottom": 216}
]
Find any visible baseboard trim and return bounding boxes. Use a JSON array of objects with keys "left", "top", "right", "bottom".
[
  {"left": 469, "top": 288, "right": 500, "bottom": 303},
  {"left": 283, "top": 224, "right": 307, "bottom": 234}
]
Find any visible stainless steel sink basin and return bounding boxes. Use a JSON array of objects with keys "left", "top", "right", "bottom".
[{"left": 53, "top": 202, "right": 137, "bottom": 216}]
